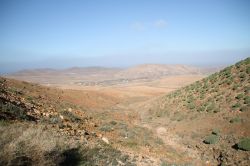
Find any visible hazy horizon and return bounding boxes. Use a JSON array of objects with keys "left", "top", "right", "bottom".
[{"left": 1, "top": 0, "right": 250, "bottom": 73}]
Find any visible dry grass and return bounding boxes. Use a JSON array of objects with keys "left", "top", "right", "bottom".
[
  {"left": 0, "top": 122, "right": 78, "bottom": 166},
  {"left": 0, "top": 121, "right": 138, "bottom": 166}
]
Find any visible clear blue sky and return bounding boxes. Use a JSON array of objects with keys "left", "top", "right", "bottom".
[{"left": 1, "top": 0, "right": 250, "bottom": 73}]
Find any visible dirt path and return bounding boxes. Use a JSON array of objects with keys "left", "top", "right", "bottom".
[
  {"left": 58, "top": 75, "right": 206, "bottom": 164},
  {"left": 106, "top": 94, "right": 204, "bottom": 165}
]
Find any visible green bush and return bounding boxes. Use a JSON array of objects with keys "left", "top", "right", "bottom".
[
  {"left": 244, "top": 87, "right": 250, "bottom": 94},
  {"left": 232, "top": 84, "right": 240, "bottom": 91},
  {"left": 197, "top": 106, "right": 206, "bottom": 112},
  {"left": 232, "top": 103, "right": 241, "bottom": 110},
  {"left": 204, "top": 134, "right": 219, "bottom": 144},
  {"left": 206, "top": 103, "right": 216, "bottom": 112},
  {"left": 187, "top": 102, "right": 196, "bottom": 110},
  {"left": 0, "top": 120, "right": 9, "bottom": 126},
  {"left": 0, "top": 101, "right": 32, "bottom": 121},
  {"left": 213, "top": 108, "right": 221, "bottom": 113},
  {"left": 245, "top": 57, "right": 250, "bottom": 65},
  {"left": 200, "top": 95, "right": 205, "bottom": 100},
  {"left": 212, "top": 129, "right": 220, "bottom": 136},
  {"left": 246, "top": 67, "right": 250, "bottom": 74},
  {"left": 7, "top": 87, "right": 23, "bottom": 95},
  {"left": 225, "top": 79, "right": 231, "bottom": 85},
  {"left": 244, "top": 96, "right": 250, "bottom": 105},
  {"left": 222, "top": 67, "right": 231, "bottom": 78},
  {"left": 49, "top": 116, "right": 61, "bottom": 124},
  {"left": 155, "top": 137, "right": 164, "bottom": 145},
  {"left": 202, "top": 82, "right": 209, "bottom": 89},
  {"left": 186, "top": 95, "right": 194, "bottom": 103},
  {"left": 235, "top": 93, "right": 244, "bottom": 100},
  {"left": 61, "top": 110, "right": 81, "bottom": 122},
  {"left": 237, "top": 138, "right": 250, "bottom": 151},
  {"left": 235, "top": 62, "right": 241, "bottom": 68},
  {"left": 229, "top": 117, "right": 242, "bottom": 123},
  {"left": 240, "top": 106, "right": 249, "bottom": 112},
  {"left": 99, "top": 124, "right": 113, "bottom": 132},
  {"left": 26, "top": 96, "right": 33, "bottom": 101},
  {"left": 239, "top": 73, "right": 246, "bottom": 79},
  {"left": 110, "top": 121, "right": 117, "bottom": 125}
]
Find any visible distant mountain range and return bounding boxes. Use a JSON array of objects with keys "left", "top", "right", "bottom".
[{"left": 6, "top": 64, "right": 222, "bottom": 85}]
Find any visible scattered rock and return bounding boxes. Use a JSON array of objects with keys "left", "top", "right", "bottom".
[
  {"left": 156, "top": 127, "right": 166, "bottom": 135},
  {"left": 59, "top": 115, "right": 64, "bottom": 120},
  {"left": 83, "top": 130, "right": 89, "bottom": 135},
  {"left": 102, "top": 137, "right": 109, "bottom": 144},
  {"left": 116, "top": 159, "right": 125, "bottom": 165}
]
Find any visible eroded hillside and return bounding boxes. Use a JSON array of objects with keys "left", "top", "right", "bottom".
[
  {"left": 0, "top": 77, "right": 163, "bottom": 165},
  {"left": 145, "top": 58, "right": 250, "bottom": 165},
  {"left": 1, "top": 75, "right": 202, "bottom": 165},
  {"left": 1, "top": 58, "right": 249, "bottom": 166}
]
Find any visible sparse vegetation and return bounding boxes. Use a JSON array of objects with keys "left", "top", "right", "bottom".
[
  {"left": 0, "top": 123, "right": 79, "bottom": 165},
  {"left": 156, "top": 57, "right": 250, "bottom": 117},
  {"left": 237, "top": 138, "right": 250, "bottom": 151},
  {"left": 0, "top": 122, "right": 136, "bottom": 166},
  {"left": 229, "top": 117, "right": 242, "bottom": 123},
  {"left": 204, "top": 134, "right": 219, "bottom": 144},
  {"left": 212, "top": 129, "right": 220, "bottom": 136},
  {"left": 61, "top": 110, "right": 81, "bottom": 122},
  {"left": 187, "top": 102, "right": 196, "bottom": 110},
  {"left": 99, "top": 124, "right": 113, "bottom": 132},
  {"left": 244, "top": 96, "right": 250, "bottom": 105},
  {"left": 246, "top": 67, "right": 250, "bottom": 74},
  {"left": 0, "top": 100, "right": 34, "bottom": 121},
  {"left": 26, "top": 96, "right": 34, "bottom": 101},
  {"left": 206, "top": 102, "right": 216, "bottom": 113},
  {"left": 235, "top": 93, "right": 244, "bottom": 99},
  {"left": 232, "top": 103, "right": 241, "bottom": 110},
  {"left": 1, "top": 57, "right": 250, "bottom": 165},
  {"left": 110, "top": 120, "right": 117, "bottom": 125},
  {"left": 240, "top": 106, "right": 249, "bottom": 112}
]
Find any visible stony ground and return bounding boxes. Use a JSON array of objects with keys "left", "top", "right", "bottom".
[{"left": 1, "top": 58, "right": 249, "bottom": 165}]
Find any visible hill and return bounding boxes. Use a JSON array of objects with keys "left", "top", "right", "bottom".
[
  {"left": 0, "top": 77, "right": 113, "bottom": 165},
  {"left": 7, "top": 67, "right": 122, "bottom": 85},
  {"left": 114, "top": 64, "right": 202, "bottom": 79},
  {"left": 0, "top": 77, "right": 180, "bottom": 165},
  {"left": 6, "top": 64, "right": 218, "bottom": 86},
  {"left": 1, "top": 59, "right": 249, "bottom": 165},
  {"left": 145, "top": 58, "right": 250, "bottom": 165},
  {"left": 152, "top": 58, "right": 250, "bottom": 114}
]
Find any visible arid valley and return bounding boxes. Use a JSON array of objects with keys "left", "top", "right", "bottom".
[
  {"left": 1, "top": 0, "right": 250, "bottom": 165},
  {"left": 1, "top": 60, "right": 250, "bottom": 165}
]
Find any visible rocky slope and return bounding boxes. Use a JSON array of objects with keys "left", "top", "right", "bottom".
[
  {"left": 1, "top": 58, "right": 249, "bottom": 165},
  {"left": 0, "top": 77, "right": 175, "bottom": 165},
  {"left": 145, "top": 58, "right": 250, "bottom": 165},
  {"left": 0, "top": 77, "right": 151, "bottom": 165}
]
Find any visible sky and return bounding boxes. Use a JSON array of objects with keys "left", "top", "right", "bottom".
[{"left": 0, "top": 0, "right": 250, "bottom": 73}]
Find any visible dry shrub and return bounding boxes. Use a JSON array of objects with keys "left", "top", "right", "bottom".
[{"left": 0, "top": 122, "right": 78, "bottom": 166}]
